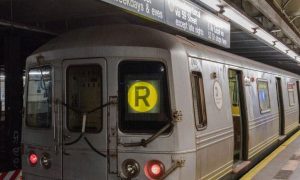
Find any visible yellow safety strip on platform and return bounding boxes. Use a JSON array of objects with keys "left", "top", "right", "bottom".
[{"left": 241, "top": 130, "right": 300, "bottom": 180}]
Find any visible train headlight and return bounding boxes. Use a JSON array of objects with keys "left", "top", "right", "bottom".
[
  {"left": 28, "top": 151, "right": 38, "bottom": 166},
  {"left": 121, "top": 159, "right": 140, "bottom": 179},
  {"left": 40, "top": 153, "right": 51, "bottom": 169},
  {"left": 144, "top": 160, "right": 165, "bottom": 180}
]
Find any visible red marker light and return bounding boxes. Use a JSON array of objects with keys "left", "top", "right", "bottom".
[
  {"left": 150, "top": 164, "right": 162, "bottom": 175},
  {"left": 28, "top": 152, "right": 38, "bottom": 166},
  {"left": 144, "top": 160, "right": 165, "bottom": 180}
]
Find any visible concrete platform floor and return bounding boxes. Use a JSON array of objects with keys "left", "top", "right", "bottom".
[{"left": 242, "top": 131, "right": 300, "bottom": 180}]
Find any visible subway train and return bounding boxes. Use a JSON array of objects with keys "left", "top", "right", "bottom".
[{"left": 22, "top": 25, "right": 300, "bottom": 180}]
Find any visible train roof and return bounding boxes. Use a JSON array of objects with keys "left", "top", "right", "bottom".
[
  {"left": 29, "top": 24, "right": 299, "bottom": 78},
  {"left": 33, "top": 25, "right": 177, "bottom": 53}
]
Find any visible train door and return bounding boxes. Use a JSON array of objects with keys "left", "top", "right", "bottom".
[
  {"left": 228, "top": 69, "right": 248, "bottom": 164},
  {"left": 276, "top": 77, "right": 285, "bottom": 135},
  {"left": 62, "top": 59, "right": 108, "bottom": 180}
]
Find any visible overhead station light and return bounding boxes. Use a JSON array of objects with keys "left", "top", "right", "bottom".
[{"left": 197, "top": 0, "right": 300, "bottom": 62}]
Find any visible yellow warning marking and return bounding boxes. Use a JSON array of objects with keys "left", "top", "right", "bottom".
[
  {"left": 241, "top": 130, "right": 300, "bottom": 180},
  {"left": 128, "top": 81, "right": 158, "bottom": 113}
]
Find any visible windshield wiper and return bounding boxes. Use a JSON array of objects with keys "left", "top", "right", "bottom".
[{"left": 119, "top": 121, "right": 175, "bottom": 148}]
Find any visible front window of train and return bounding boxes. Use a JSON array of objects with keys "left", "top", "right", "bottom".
[
  {"left": 26, "top": 66, "right": 52, "bottom": 128},
  {"left": 67, "top": 65, "right": 102, "bottom": 132},
  {"left": 118, "top": 61, "right": 171, "bottom": 133}
]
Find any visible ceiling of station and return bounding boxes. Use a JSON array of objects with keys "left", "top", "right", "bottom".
[
  {"left": 225, "top": 28, "right": 300, "bottom": 73},
  {"left": 273, "top": 0, "right": 300, "bottom": 30},
  {"left": 221, "top": 0, "right": 300, "bottom": 74},
  {"left": 0, "top": 0, "right": 300, "bottom": 74}
]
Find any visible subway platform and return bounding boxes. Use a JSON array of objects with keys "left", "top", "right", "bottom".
[{"left": 242, "top": 131, "right": 300, "bottom": 180}]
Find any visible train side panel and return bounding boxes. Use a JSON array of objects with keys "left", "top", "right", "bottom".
[
  {"left": 190, "top": 57, "right": 234, "bottom": 180},
  {"left": 245, "top": 70, "right": 279, "bottom": 159}
]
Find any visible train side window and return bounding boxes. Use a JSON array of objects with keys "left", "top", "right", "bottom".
[
  {"left": 26, "top": 66, "right": 52, "bottom": 128},
  {"left": 66, "top": 65, "right": 102, "bottom": 133},
  {"left": 257, "top": 79, "right": 271, "bottom": 113},
  {"left": 287, "top": 83, "right": 295, "bottom": 106},
  {"left": 118, "top": 61, "right": 171, "bottom": 133},
  {"left": 191, "top": 72, "right": 207, "bottom": 130}
]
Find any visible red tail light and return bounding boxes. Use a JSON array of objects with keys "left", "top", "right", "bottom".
[
  {"left": 150, "top": 164, "right": 162, "bottom": 175},
  {"left": 144, "top": 160, "right": 165, "bottom": 180},
  {"left": 28, "top": 152, "right": 38, "bottom": 166}
]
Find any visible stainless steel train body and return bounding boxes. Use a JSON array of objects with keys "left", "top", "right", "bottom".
[{"left": 22, "top": 25, "right": 300, "bottom": 180}]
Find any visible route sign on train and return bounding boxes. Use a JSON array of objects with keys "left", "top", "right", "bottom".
[
  {"left": 127, "top": 80, "right": 160, "bottom": 113},
  {"left": 101, "top": 0, "right": 231, "bottom": 48}
]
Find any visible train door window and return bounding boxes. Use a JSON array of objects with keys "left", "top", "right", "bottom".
[
  {"left": 257, "top": 80, "right": 271, "bottom": 113},
  {"left": 191, "top": 72, "right": 207, "bottom": 130},
  {"left": 26, "top": 66, "right": 52, "bottom": 128},
  {"left": 287, "top": 83, "right": 295, "bottom": 106},
  {"left": 229, "top": 73, "right": 240, "bottom": 115},
  {"left": 118, "top": 61, "right": 171, "bottom": 133},
  {"left": 66, "top": 65, "right": 102, "bottom": 133}
]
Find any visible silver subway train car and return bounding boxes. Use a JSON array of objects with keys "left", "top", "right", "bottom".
[{"left": 22, "top": 25, "right": 300, "bottom": 180}]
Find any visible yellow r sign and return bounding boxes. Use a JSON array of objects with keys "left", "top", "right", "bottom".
[{"left": 128, "top": 81, "right": 158, "bottom": 113}]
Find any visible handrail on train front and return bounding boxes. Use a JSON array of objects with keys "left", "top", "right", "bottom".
[
  {"left": 119, "top": 110, "right": 182, "bottom": 147},
  {"left": 159, "top": 159, "right": 185, "bottom": 180}
]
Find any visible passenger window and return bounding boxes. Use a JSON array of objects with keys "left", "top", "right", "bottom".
[
  {"left": 257, "top": 80, "right": 271, "bottom": 113},
  {"left": 191, "top": 72, "right": 207, "bottom": 130},
  {"left": 287, "top": 83, "right": 295, "bottom": 106},
  {"left": 26, "top": 66, "right": 52, "bottom": 128},
  {"left": 118, "top": 61, "right": 171, "bottom": 133},
  {"left": 67, "top": 65, "right": 102, "bottom": 133}
]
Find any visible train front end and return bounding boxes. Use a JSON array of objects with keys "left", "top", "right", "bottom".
[{"left": 21, "top": 26, "right": 195, "bottom": 179}]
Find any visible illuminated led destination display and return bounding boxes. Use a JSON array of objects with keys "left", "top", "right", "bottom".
[{"left": 101, "top": 0, "right": 231, "bottom": 48}]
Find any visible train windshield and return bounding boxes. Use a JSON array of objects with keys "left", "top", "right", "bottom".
[
  {"left": 26, "top": 66, "right": 52, "bottom": 128},
  {"left": 119, "top": 61, "right": 171, "bottom": 133}
]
